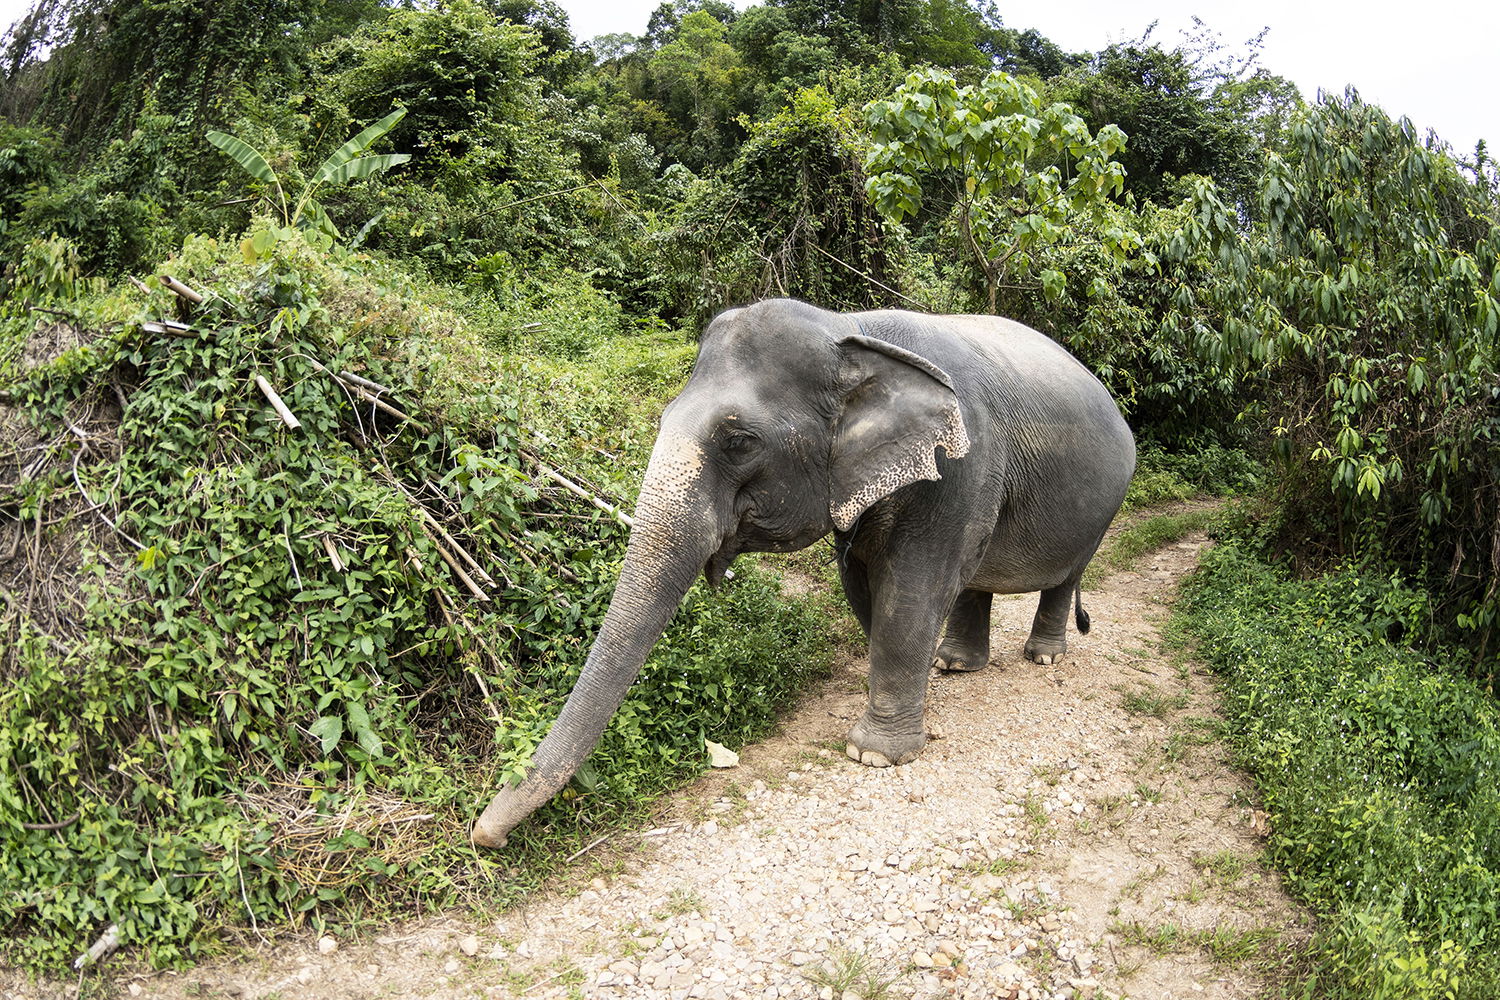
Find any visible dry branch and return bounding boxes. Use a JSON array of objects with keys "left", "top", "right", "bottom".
[
  {"left": 527, "top": 456, "right": 634, "bottom": 529},
  {"left": 415, "top": 506, "right": 496, "bottom": 587},
  {"left": 254, "top": 375, "right": 301, "bottom": 430},
  {"left": 430, "top": 536, "right": 489, "bottom": 602},
  {"left": 435, "top": 591, "right": 505, "bottom": 725},
  {"left": 20, "top": 810, "right": 79, "bottom": 831},
  {"left": 310, "top": 360, "right": 428, "bottom": 431},
  {"left": 73, "top": 924, "right": 120, "bottom": 970}
]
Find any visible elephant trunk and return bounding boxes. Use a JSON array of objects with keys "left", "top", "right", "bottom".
[{"left": 471, "top": 434, "right": 715, "bottom": 848}]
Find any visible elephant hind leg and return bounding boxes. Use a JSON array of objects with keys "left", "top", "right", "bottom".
[
  {"left": 935, "top": 588, "right": 993, "bottom": 672},
  {"left": 1024, "top": 575, "right": 1081, "bottom": 665}
]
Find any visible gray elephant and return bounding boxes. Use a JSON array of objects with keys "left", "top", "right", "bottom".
[{"left": 472, "top": 299, "right": 1135, "bottom": 848}]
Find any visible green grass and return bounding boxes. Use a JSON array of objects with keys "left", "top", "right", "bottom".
[
  {"left": 1086, "top": 508, "right": 1216, "bottom": 586},
  {"left": 1183, "top": 541, "right": 1500, "bottom": 998},
  {"left": 804, "top": 946, "right": 907, "bottom": 1000},
  {"left": 1112, "top": 919, "right": 1280, "bottom": 968},
  {"left": 1120, "top": 682, "right": 1190, "bottom": 718}
]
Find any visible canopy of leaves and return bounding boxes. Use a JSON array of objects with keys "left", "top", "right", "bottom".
[
  {"left": 864, "top": 67, "right": 1130, "bottom": 311},
  {"left": 1171, "top": 91, "right": 1500, "bottom": 664}
]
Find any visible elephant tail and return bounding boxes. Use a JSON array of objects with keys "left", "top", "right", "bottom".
[{"left": 1074, "top": 582, "right": 1091, "bottom": 635}]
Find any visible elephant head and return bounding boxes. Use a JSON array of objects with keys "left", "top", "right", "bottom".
[{"left": 471, "top": 300, "right": 968, "bottom": 848}]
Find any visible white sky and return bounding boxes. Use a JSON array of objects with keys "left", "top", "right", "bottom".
[
  {"left": 1, "top": 0, "right": 1493, "bottom": 156},
  {"left": 557, "top": 0, "right": 1498, "bottom": 157}
]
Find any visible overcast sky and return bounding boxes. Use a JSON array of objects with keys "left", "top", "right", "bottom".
[
  {"left": 1, "top": 1, "right": 1493, "bottom": 156},
  {"left": 559, "top": 0, "right": 1497, "bottom": 157}
]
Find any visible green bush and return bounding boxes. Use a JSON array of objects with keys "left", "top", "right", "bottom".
[
  {"left": 1183, "top": 542, "right": 1500, "bottom": 998},
  {"left": 1174, "top": 93, "right": 1500, "bottom": 668},
  {"left": 0, "top": 230, "right": 835, "bottom": 969},
  {"left": 1122, "top": 443, "right": 1263, "bottom": 512}
]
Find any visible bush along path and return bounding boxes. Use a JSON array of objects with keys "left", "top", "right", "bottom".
[{"left": 77, "top": 524, "right": 1310, "bottom": 1000}]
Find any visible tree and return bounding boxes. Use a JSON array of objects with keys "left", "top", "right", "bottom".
[
  {"left": 864, "top": 68, "right": 1131, "bottom": 312},
  {"left": 646, "top": 10, "right": 747, "bottom": 167},
  {"left": 1174, "top": 91, "right": 1500, "bottom": 660},
  {"left": 1049, "top": 44, "right": 1257, "bottom": 206},
  {"left": 314, "top": 0, "right": 547, "bottom": 171}
]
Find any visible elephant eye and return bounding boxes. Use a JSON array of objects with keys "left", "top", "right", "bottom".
[{"left": 721, "top": 430, "right": 758, "bottom": 460}]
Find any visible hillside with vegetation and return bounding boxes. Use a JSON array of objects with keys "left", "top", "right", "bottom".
[{"left": 1, "top": 1, "right": 1497, "bottom": 996}]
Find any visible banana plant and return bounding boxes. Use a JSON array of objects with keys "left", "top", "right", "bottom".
[{"left": 207, "top": 109, "right": 411, "bottom": 245}]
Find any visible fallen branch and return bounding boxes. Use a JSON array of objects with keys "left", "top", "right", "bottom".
[
  {"left": 564, "top": 832, "right": 613, "bottom": 864},
  {"left": 435, "top": 591, "right": 504, "bottom": 724},
  {"left": 73, "top": 923, "right": 120, "bottom": 970},
  {"left": 430, "top": 536, "right": 490, "bottom": 602},
  {"left": 21, "top": 810, "right": 79, "bottom": 831},
  {"left": 159, "top": 274, "right": 204, "bottom": 304},
  {"left": 415, "top": 507, "right": 496, "bottom": 587},
  {"left": 254, "top": 375, "right": 301, "bottom": 430},
  {"left": 526, "top": 456, "right": 634, "bottom": 529},
  {"left": 310, "top": 360, "right": 428, "bottom": 431}
]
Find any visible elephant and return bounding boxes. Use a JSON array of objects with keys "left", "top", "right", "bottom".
[{"left": 471, "top": 299, "right": 1135, "bottom": 848}]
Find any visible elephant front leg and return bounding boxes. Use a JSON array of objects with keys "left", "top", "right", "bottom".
[
  {"left": 847, "top": 592, "right": 947, "bottom": 768},
  {"left": 934, "top": 588, "right": 993, "bottom": 672},
  {"left": 1024, "top": 578, "right": 1076, "bottom": 665}
]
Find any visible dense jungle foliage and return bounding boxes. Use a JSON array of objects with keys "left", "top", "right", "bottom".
[{"left": 0, "top": 0, "right": 1497, "bottom": 994}]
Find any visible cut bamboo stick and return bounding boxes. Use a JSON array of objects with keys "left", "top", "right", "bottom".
[
  {"left": 435, "top": 591, "right": 504, "bottom": 724},
  {"left": 531, "top": 460, "right": 634, "bottom": 529},
  {"left": 309, "top": 360, "right": 428, "bottom": 431},
  {"left": 321, "top": 535, "right": 345, "bottom": 572},
  {"left": 254, "top": 375, "right": 301, "bottom": 430},
  {"left": 416, "top": 508, "right": 495, "bottom": 586},
  {"left": 159, "top": 274, "right": 204, "bottom": 304},
  {"left": 346, "top": 382, "right": 428, "bottom": 431},
  {"left": 338, "top": 370, "right": 393, "bottom": 395},
  {"left": 142, "top": 321, "right": 199, "bottom": 338},
  {"left": 430, "top": 536, "right": 489, "bottom": 602}
]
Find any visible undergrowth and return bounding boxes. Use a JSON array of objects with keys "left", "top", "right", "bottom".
[
  {"left": 0, "top": 229, "right": 834, "bottom": 970},
  {"left": 1182, "top": 542, "right": 1500, "bottom": 999}
]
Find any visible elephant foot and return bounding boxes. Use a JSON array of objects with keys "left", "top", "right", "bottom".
[
  {"left": 845, "top": 715, "right": 926, "bottom": 768},
  {"left": 933, "top": 650, "right": 989, "bottom": 672},
  {"left": 1024, "top": 637, "right": 1067, "bottom": 665}
]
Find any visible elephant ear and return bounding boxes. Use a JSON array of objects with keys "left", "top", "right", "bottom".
[{"left": 828, "top": 333, "right": 971, "bottom": 531}]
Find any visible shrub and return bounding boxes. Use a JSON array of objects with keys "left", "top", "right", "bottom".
[
  {"left": 1183, "top": 542, "right": 1500, "bottom": 997},
  {"left": 1174, "top": 92, "right": 1500, "bottom": 671},
  {"left": 0, "top": 229, "right": 835, "bottom": 968}
]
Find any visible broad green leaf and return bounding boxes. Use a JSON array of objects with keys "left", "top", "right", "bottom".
[
  {"left": 309, "top": 715, "right": 343, "bottom": 757},
  {"left": 321, "top": 153, "right": 412, "bottom": 186},
  {"left": 312, "top": 108, "right": 408, "bottom": 185},
  {"left": 206, "top": 131, "right": 277, "bottom": 185}
]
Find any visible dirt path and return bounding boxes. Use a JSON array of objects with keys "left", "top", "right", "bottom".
[{"left": 9, "top": 532, "right": 1307, "bottom": 1000}]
